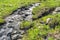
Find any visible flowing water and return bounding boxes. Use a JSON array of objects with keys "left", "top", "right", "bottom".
[{"left": 0, "top": 3, "right": 40, "bottom": 40}]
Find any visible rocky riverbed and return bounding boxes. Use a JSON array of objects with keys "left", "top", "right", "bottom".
[{"left": 0, "top": 3, "right": 40, "bottom": 40}]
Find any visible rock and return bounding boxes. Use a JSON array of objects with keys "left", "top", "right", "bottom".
[
  {"left": 12, "top": 34, "right": 23, "bottom": 40},
  {"left": 6, "top": 28, "right": 13, "bottom": 34},
  {"left": 20, "top": 30, "right": 25, "bottom": 35},
  {"left": 46, "top": 18, "right": 52, "bottom": 24},
  {"left": 55, "top": 7, "right": 60, "bottom": 12},
  {"left": 21, "top": 6, "right": 29, "bottom": 11},
  {"left": 12, "top": 30, "right": 17, "bottom": 34},
  {"left": 25, "top": 15, "right": 32, "bottom": 21},
  {"left": 12, "top": 34, "right": 19, "bottom": 40},
  {"left": 17, "top": 39, "right": 21, "bottom": 40},
  {"left": 33, "top": 3, "right": 40, "bottom": 7},
  {"left": 23, "top": 10, "right": 32, "bottom": 15},
  {"left": 53, "top": 7, "right": 60, "bottom": 14}
]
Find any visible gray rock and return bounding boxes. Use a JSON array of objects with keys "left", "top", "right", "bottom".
[
  {"left": 12, "top": 34, "right": 20, "bottom": 40},
  {"left": 55, "top": 7, "right": 60, "bottom": 12},
  {"left": 12, "top": 30, "right": 17, "bottom": 34},
  {"left": 20, "top": 30, "right": 25, "bottom": 35},
  {"left": 46, "top": 18, "right": 52, "bottom": 24},
  {"left": 25, "top": 14, "right": 32, "bottom": 21}
]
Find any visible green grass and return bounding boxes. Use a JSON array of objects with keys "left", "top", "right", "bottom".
[
  {"left": 22, "top": 13, "right": 60, "bottom": 40},
  {"left": 22, "top": 21, "right": 50, "bottom": 40},
  {"left": 20, "top": 21, "right": 32, "bottom": 29}
]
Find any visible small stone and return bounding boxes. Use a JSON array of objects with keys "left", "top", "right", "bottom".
[
  {"left": 46, "top": 18, "right": 52, "bottom": 24},
  {"left": 12, "top": 30, "right": 17, "bottom": 34},
  {"left": 20, "top": 30, "right": 25, "bottom": 35},
  {"left": 12, "top": 34, "right": 20, "bottom": 40}
]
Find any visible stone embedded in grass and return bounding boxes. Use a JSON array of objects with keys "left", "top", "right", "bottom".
[
  {"left": 46, "top": 18, "right": 52, "bottom": 24},
  {"left": 48, "top": 18, "right": 59, "bottom": 29}
]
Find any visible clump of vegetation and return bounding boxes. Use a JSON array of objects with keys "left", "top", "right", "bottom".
[{"left": 20, "top": 21, "right": 32, "bottom": 29}]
